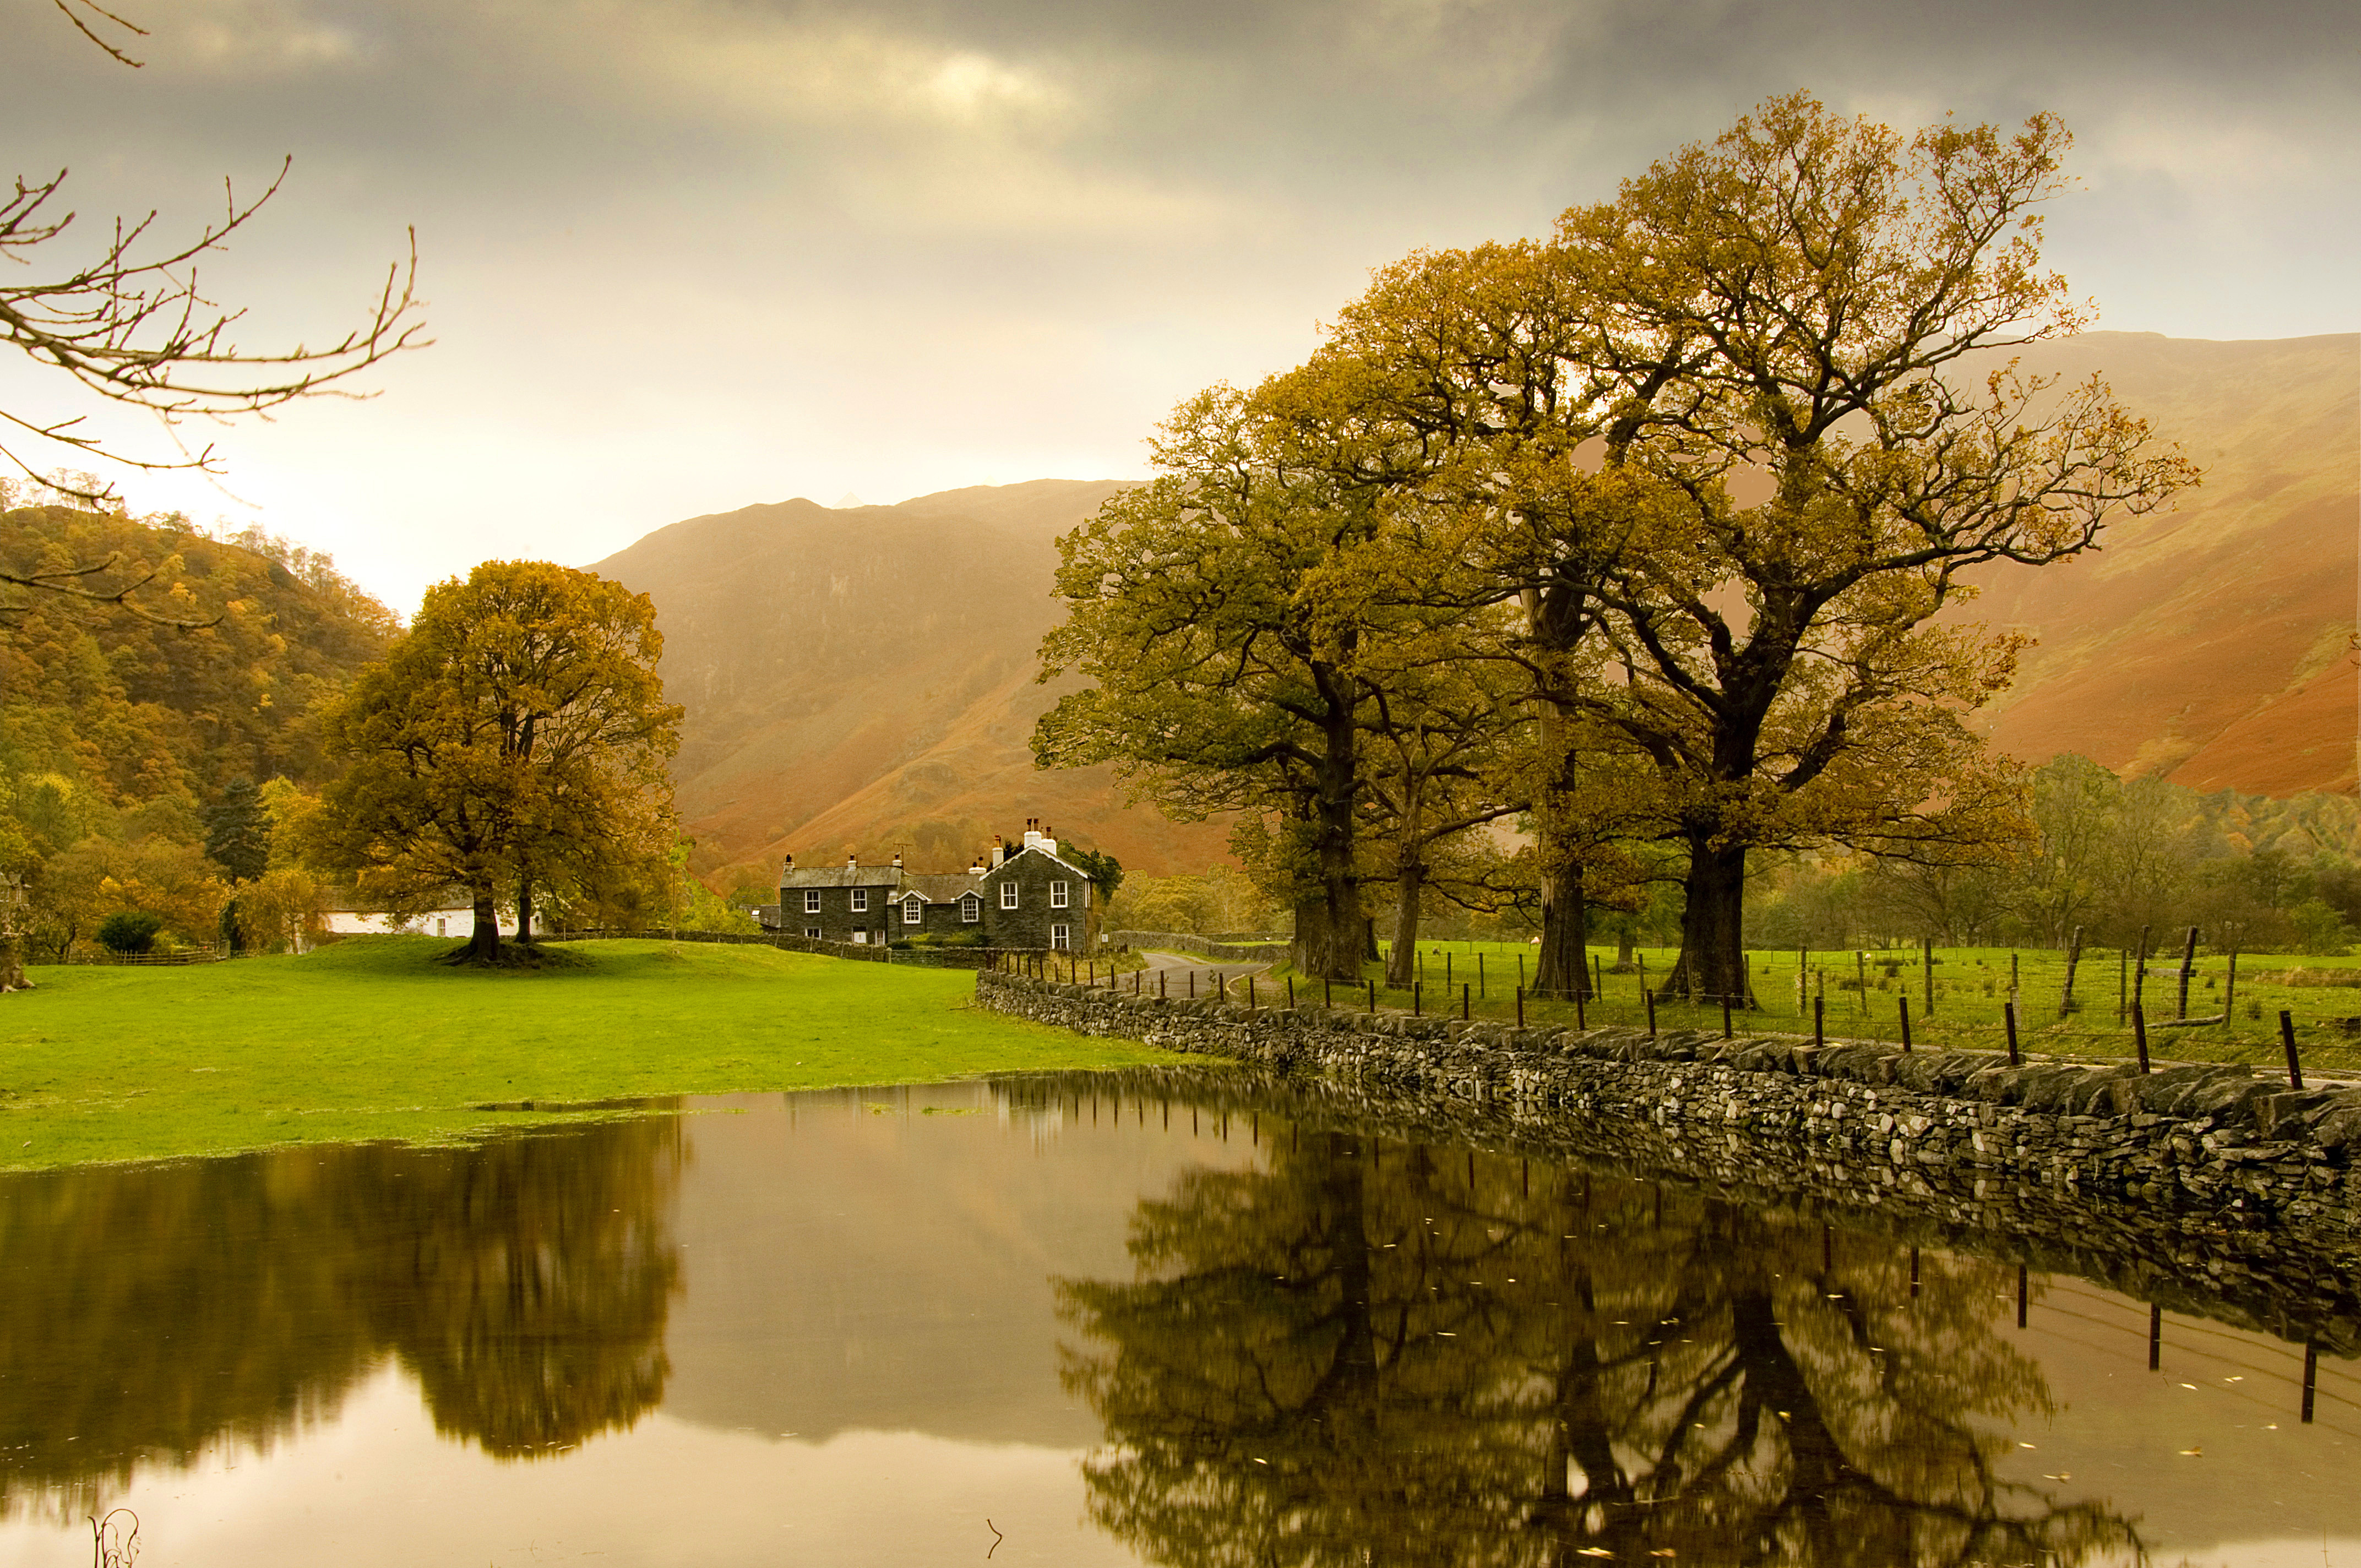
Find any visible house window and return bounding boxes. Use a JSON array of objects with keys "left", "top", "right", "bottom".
[
  {"left": 852, "top": 929, "right": 867, "bottom": 944},
  {"left": 1051, "top": 924, "right": 1070, "bottom": 950},
  {"left": 904, "top": 896, "right": 923, "bottom": 925},
  {"left": 1000, "top": 882, "right": 1019, "bottom": 910},
  {"left": 804, "top": 927, "right": 822, "bottom": 939},
  {"left": 851, "top": 888, "right": 868, "bottom": 913},
  {"left": 803, "top": 889, "right": 822, "bottom": 914},
  {"left": 961, "top": 894, "right": 981, "bottom": 923},
  {"left": 1049, "top": 880, "right": 1069, "bottom": 908}
]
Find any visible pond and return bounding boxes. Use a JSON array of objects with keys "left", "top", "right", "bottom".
[{"left": 2, "top": 1072, "right": 2355, "bottom": 1567}]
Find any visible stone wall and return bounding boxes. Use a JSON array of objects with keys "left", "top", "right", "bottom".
[
  {"left": 976, "top": 970, "right": 2361, "bottom": 1347},
  {"left": 1106, "top": 930, "right": 1292, "bottom": 962}
]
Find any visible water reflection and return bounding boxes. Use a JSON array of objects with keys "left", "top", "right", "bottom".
[
  {"left": 0, "top": 1118, "right": 681, "bottom": 1520},
  {"left": 1060, "top": 1129, "right": 2140, "bottom": 1566}
]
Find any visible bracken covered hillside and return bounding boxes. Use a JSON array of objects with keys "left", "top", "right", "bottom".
[
  {"left": 591, "top": 481, "right": 1232, "bottom": 880},
  {"left": 1960, "top": 332, "right": 2358, "bottom": 796}
]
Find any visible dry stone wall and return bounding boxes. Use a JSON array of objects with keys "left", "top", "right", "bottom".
[{"left": 976, "top": 970, "right": 2361, "bottom": 1347}]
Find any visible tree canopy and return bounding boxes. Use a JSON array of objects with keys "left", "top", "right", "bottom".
[
  {"left": 1039, "top": 95, "right": 2194, "bottom": 996},
  {"left": 311, "top": 562, "right": 682, "bottom": 964}
]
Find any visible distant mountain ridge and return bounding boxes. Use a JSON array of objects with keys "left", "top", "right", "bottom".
[{"left": 599, "top": 333, "right": 2357, "bottom": 885}]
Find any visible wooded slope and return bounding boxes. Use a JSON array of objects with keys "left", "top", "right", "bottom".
[{"left": 1, "top": 507, "right": 398, "bottom": 831}]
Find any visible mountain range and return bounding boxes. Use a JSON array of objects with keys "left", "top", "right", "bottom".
[{"left": 593, "top": 332, "right": 2358, "bottom": 883}]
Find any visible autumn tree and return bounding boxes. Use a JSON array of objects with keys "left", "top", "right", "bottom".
[
  {"left": 1256, "top": 243, "right": 1648, "bottom": 999},
  {"left": 1543, "top": 95, "right": 2194, "bottom": 1005},
  {"left": 1353, "top": 623, "right": 1530, "bottom": 986},
  {"left": 312, "top": 562, "right": 681, "bottom": 963},
  {"left": 1035, "top": 390, "right": 1384, "bottom": 981}
]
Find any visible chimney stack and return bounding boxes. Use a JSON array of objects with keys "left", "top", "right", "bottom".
[
  {"left": 891, "top": 851, "right": 903, "bottom": 870},
  {"left": 846, "top": 850, "right": 858, "bottom": 869}
]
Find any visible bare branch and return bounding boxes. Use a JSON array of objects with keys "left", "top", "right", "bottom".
[{"left": 52, "top": 0, "right": 146, "bottom": 67}]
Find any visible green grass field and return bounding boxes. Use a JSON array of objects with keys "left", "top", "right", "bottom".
[
  {"left": 1272, "top": 938, "right": 2361, "bottom": 1076},
  {"left": 0, "top": 936, "right": 1179, "bottom": 1171}
]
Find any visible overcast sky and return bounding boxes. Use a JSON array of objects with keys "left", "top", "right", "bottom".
[{"left": 4, "top": 0, "right": 2354, "bottom": 613}]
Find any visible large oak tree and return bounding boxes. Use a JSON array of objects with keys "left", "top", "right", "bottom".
[
  {"left": 1552, "top": 95, "right": 2194, "bottom": 1005},
  {"left": 312, "top": 562, "right": 681, "bottom": 962}
]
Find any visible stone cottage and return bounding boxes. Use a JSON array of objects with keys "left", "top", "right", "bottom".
[{"left": 763, "top": 822, "right": 1102, "bottom": 951}]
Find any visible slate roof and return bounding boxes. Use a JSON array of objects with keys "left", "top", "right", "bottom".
[
  {"left": 779, "top": 865, "right": 904, "bottom": 888},
  {"left": 899, "top": 873, "right": 986, "bottom": 902}
]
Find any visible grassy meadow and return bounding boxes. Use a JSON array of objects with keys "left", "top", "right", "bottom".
[
  {"left": 1280, "top": 938, "right": 2361, "bottom": 1076},
  {"left": 0, "top": 936, "right": 1178, "bottom": 1171}
]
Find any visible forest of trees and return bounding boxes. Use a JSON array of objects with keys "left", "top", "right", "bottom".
[
  {"left": 0, "top": 494, "right": 398, "bottom": 961},
  {"left": 1, "top": 499, "right": 722, "bottom": 968},
  {"left": 1040, "top": 96, "right": 2200, "bottom": 1000}
]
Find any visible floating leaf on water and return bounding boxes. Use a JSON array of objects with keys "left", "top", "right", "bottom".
[{"left": 2179, "top": 1446, "right": 2203, "bottom": 1457}]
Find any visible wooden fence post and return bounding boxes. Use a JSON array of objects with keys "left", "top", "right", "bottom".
[{"left": 2177, "top": 925, "right": 2199, "bottom": 1021}]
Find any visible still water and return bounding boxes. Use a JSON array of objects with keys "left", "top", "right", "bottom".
[{"left": 2, "top": 1073, "right": 2356, "bottom": 1567}]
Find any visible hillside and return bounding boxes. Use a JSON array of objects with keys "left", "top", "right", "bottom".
[
  {"left": 1959, "top": 332, "right": 2358, "bottom": 794},
  {"left": 590, "top": 482, "right": 1232, "bottom": 879},
  {"left": 604, "top": 334, "right": 2354, "bottom": 886},
  {"left": 1, "top": 506, "right": 399, "bottom": 827}
]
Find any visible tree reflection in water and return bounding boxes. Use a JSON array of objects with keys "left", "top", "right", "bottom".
[
  {"left": 0, "top": 1118, "right": 681, "bottom": 1521},
  {"left": 1059, "top": 1128, "right": 2140, "bottom": 1567}
]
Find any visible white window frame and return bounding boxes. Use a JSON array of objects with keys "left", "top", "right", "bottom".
[
  {"left": 851, "top": 888, "right": 868, "bottom": 913},
  {"left": 961, "top": 894, "right": 981, "bottom": 923},
  {"left": 803, "top": 926, "right": 822, "bottom": 939},
  {"left": 1051, "top": 924, "right": 1070, "bottom": 950},
  {"left": 1049, "top": 880, "right": 1069, "bottom": 908},
  {"left": 851, "top": 929, "right": 867, "bottom": 944},
  {"left": 1000, "top": 881, "right": 1019, "bottom": 910},
  {"left": 904, "top": 896, "right": 923, "bottom": 925},
  {"left": 803, "top": 889, "right": 822, "bottom": 914}
]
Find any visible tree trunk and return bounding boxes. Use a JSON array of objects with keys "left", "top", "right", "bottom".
[
  {"left": 1291, "top": 667, "right": 1364, "bottom": 982},
  {"left": 1528, "top": 689, "right": 1592, "bottom": 1001},
  {"left": 1615, "top": 925, "right": 1635, "bottom": 970},
  {"left": 1385, "top": 858, "right": 1422, "bottom": 988},
  {"left": 1533, "top": 853, "right": 1590, "bottom": 999},
  {"left": 467, "top": 880, "right": 501, "bottom": 961},
  {"left": 516, "top": 869, "right": 535, "bottom": 945},
  {"left": 1668, "top": 835, "right": 1751, "bottom": 1007}
]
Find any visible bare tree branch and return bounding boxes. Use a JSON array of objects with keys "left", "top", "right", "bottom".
[{"left": 52, "top": 0, "right": 146, "bottom": 67}]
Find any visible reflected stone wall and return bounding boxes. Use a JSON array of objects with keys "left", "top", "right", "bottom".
[{"left": 979, "top": 973, "right": 2361, "bottom": 1352}]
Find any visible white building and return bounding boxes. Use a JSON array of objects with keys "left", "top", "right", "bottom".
[{"left": 318, "top": 889, "right": 489, "bottom": 940}]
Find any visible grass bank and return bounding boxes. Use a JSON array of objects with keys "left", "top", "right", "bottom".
[
  {"left": 1247, "top": 939, "right": 2361, "bottom": 1076},
  {"left": 0, "top": 936, "right": 1178, "bottom": 1171}
]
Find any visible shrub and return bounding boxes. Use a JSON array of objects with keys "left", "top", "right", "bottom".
[{"left": 96, "top": 910, "right": 164, "bottom": 955}]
